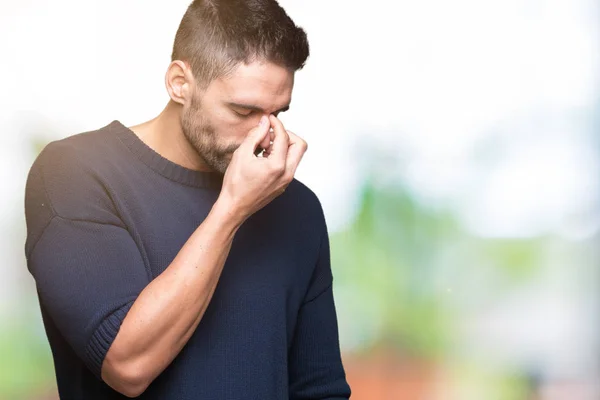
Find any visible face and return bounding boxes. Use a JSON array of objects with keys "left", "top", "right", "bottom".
[{"left": 181, "top": 61, "right": 294, "bottom": 174}]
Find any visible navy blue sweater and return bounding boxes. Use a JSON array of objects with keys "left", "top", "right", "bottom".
[{"left": 24, "top": 121, "right": 350, "bottom": 399}]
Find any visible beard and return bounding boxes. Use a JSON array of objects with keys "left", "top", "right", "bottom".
[{"left": 180, "top": 93, "right": 239, "bottom": 175}]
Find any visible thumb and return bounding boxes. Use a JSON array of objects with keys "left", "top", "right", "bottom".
[{"left": 241, "top": 115, "right": 270, "bottom": 155}]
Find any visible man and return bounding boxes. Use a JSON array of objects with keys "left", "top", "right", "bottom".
[{"left": 24, "top": 0, "right": 351, "bottom": 399}]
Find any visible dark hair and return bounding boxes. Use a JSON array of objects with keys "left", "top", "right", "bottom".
[{"left": 171, "top": 0, "right": 310, "bottom": 87}]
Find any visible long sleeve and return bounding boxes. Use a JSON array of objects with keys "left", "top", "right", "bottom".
[{"left": 288, "top": 228, "right": 351, "bottom": 400}]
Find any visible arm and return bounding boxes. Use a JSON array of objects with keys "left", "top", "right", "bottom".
[
  {"left": 101, "top": 197, "right": 242, "bottom": 396},
  {"left": 28, "top": 190, "right": 244, "bottom": 398},
  {"left": 288, "top": 230, "right": 351, "bottom": 400},
  {"left": 26, "top": 115, "right": 304, "bottom": 398}
]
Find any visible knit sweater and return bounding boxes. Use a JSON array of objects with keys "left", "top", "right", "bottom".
[{"left": 24, "top": 120, "right": 350, "bottom": 399}]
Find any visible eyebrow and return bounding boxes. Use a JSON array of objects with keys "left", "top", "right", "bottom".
[{"left": 227, "top": 102, "right": 290, "bottom": 114}]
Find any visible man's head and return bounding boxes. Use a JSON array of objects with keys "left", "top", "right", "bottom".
[{"left": 166, "top": 0, "right": 309, "bottom": 174}]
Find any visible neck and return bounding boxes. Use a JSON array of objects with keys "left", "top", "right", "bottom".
[{"left": 129, "top": 100, "right": 212, "bottom": 172}]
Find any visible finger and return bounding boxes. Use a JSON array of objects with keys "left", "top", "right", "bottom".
[
  {"left": 240, "top": 115, "right": 270, "bottom": 155},
  {"left": 268, "top": 115, "right": 290, "bottom": 164},
  {"left": 259, "top": 127, "right": 272, "bottom": 152},
  {"left": 284, "top": 130, "right": 307, "bottom": 175},
  {"left": 262, "top": 128, "right": 276, "bottom": 155},
  {"left": 286, "top": 129, "right": 302, "bottom": 146},
  {"left": 263, "top": 126, "right": 279, "bottom": 155}
]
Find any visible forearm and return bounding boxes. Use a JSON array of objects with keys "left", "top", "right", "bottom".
[{"left": 102, "top": 197, "right": 243, "bottom": 396}]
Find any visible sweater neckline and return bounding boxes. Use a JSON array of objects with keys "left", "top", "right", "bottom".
[{"left": 110, "top": 120, "right": 224, "bottom": 189}]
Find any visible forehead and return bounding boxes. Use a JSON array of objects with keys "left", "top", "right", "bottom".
[{"left": 209, "top": 61, "right": 294, "bottom": 107}]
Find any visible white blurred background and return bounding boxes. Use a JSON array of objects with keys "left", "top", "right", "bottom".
[{"left": 1, "top": 1, "right": 598, "bottom": 399}]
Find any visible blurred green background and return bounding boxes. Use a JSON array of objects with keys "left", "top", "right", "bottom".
[{"left": 1, "top": 0, "right": 599, "bottom": 399}]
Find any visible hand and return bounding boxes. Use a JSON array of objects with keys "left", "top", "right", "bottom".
[{"left": 218, "top": 114, "right": 308, "bottom": 224}]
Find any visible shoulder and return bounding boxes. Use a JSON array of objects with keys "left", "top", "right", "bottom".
[
  {"left": 277, "top": 178, "right": 328, "bottom": 237},
  {"left": 288, "top": 178, "right": 325, "bottom": 215},
  {"left": 34, "top": 122, "right": 121, "bottom": 174},
  {"left": 25, "top": 123, "right": 123, "bottom": 223}
]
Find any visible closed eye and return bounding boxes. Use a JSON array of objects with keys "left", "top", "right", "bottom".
[
  {"left": 227, "top": 102, "right": 290, "bottom": 117},
  {"left": 233, "top": 109, "right": 253, "bottom": 118}
]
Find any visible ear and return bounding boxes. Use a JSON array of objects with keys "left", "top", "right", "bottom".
[{"left": 165, "top": 60, "right": 195, "bottom": 105}]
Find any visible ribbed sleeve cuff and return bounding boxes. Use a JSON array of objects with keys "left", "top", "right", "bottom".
[{"left": 84, "top": 301, "right": 135, "bottom": 380}]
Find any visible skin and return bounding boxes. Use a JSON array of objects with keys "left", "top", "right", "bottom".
[
  {"left": 100, "top": 59, "right": 308, "bottom": 397},
  {"left": 129, "top": 60, "right": 295, "bottom": 174}
]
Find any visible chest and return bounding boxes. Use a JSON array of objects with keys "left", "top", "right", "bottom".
[{"left": 120, "top": 186, "right": 317, "bottom": 310}]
